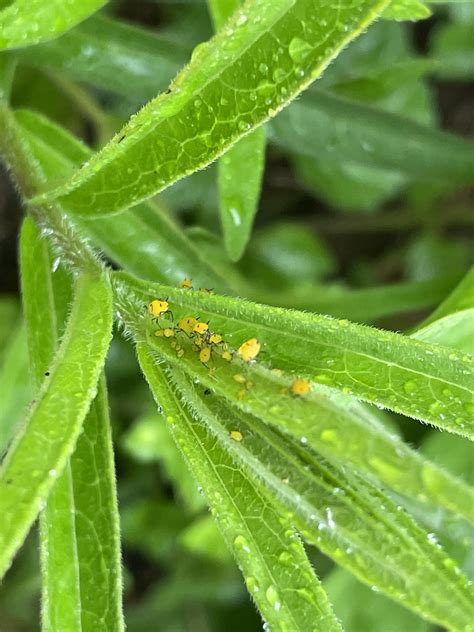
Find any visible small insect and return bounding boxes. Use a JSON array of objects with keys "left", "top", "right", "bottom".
[
  {"left": 233, "top": 373, "right": 247, "bottom": 384},
  {"left": 176, "top": 348, "right": 185, "bottom": 358},
  {"left": 221, "top": 350, "right": 233, "bottom": 362},
  {"left": 180, "top": 278, "right": 193, "bottom": 290},
  {"left": 208, "top": 333, "right": 223, "bottom": 345},
  {"left": 199, "top": 347, "right": 212, "bottom": 364},
  {"left": 199, "top": 287, "right": 214, "bottom": 295},
  {"left": 291, "top": 378, "right": 311, "bottom": 396},
  {"left": 229, "top": 430, "right": 243, "bottom": 442},
  {"left": 148, "top": 299, "right": 172, "bottom": 320},
  {"left": 237, "top": 338, "right": 261, "bottom": 362},
  {"left": 178, "top": 315, "right": 198, "bottom": 335},
  {"left": 193, "top": 322, "right": 209, "bottom": 335}
]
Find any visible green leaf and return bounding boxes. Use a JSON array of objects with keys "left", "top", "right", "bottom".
[
  {"left": 0, "top": 231, "right": 113, "bottom": 578},
  {"left": 0, "top": 0, "right": 108, "bottom": 50},
  {"left": 162, "top": 368, "right": 474, "bottom": 629},
  {"left": 137, "top": 347, "right": 343, "bottom": 632},
  {"left": 0, "top": 53, "right": 16, "bottom": 101},
  {"left": 32, "top": 0, "right": 390, "bottom": 215},
  {"left": 218, "top": 126, "right": 266, "bottom": 261},
  {"left": 382, "top": 0, "right": 432, "bottom": 21},
  {"left": 118, "top": 274, "right": 474, "bottom": 439},
  {"left": 0, "top": 322, "right": 30, "bottom": 452},
  {"left": 208, "top": 0, "right": 266, "bottom": 261},
  {"left": 420, "top": 268, "right": 474, "bottom": 329},
  {"left": 15, "top": 108, "right": 236, "bottom": 294},
  {"left": 19, "top": 216, "right": 122, "bottom": 628},
  {"left": 122, "top": 411, "right": 206, "bottom": 512},
  {"left": 432, "top": 21, "right": 474, "bottom": 80},
  {"left": 15, "top": 14, "right": 188, "bottom": 99},
  {"left": 114, "top": 274, "right": 473, "bottom": 523},
  {"left": 255, "top": 275, "right": 460, "bottom": 322},
  {"left": 270, "top": 90, "right": 474, "bottom": 183},
  {"left": 325, "top": 568, "right": 430, "bottom": 632},
  {"left": 414, "top": 310, "right": 474, "bottom": 355},
  {"left": 66, "top": 377, "right": 124, "bottom": 630},
  {"left": 17, "top": 109, "right": 460, "bottom": 324}
]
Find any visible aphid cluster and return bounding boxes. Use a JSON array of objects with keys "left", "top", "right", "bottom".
[
  {"left": 148, "top": 280, "right": 311, "bottom": 399},
  {"left": 148, "top": 280, "right": 260, "bottom": 367}
]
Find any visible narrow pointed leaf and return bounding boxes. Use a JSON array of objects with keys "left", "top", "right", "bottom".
[
  {"left": 269, "top": 90, "right": 474, "bottom": 183},
  {"left": 0, "top": 251, "right": 113, "bottom": 578},
  {"left": 17, "top": 109, "right": 459, "bottom": 323},
  {"left": 208, "top": 0, "right": 266, "bottom": 261},
  {"left": 138, "top": 346, "right": 343, "bottom": 632},
  {"left": 15, "top": 13, "right": 187, "bottom": 100},
  {"left": 218, "top": 127, "right": 266, "bottom": 260},
  {"left": 116, "top": 274, "right": 474, "bottom": 440},
  {"left": 0, "top": 323, "right": 30, "bottom": 452},
  {"left": 15, "top": 108, "right": 235, "bottom": 293},
  {"left": 20, "top": 217, "right": 123, "bottom": 629},
  {"left": 113, "top": 274, "right": 474, "bottom": 522},
  {"left": 166, "top": 368, "right": 474, "bottom": 630},
  {"left": 31, "top": 0, "right": 390, "bottom": 215},
  {"left": 0, "top": 0, "right": 108, "bottom": 50}
]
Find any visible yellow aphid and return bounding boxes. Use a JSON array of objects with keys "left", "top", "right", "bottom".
[
  {"left": 237, "top": 338, "right": 261, "bottom": 362},
  {"left": 291, "top": 378, "right": 311, "bottom": 396},
  {"left": 271, "top": 368, "right": 283, "bottom": 377},
  {"left": 222, "top": 351, "right": 233, "bottom": 362},
  {"left": 163, "top": 328, "right": 175, "bottom": 338},
  {"left": 180, "top": 278, "right": 193, "bottom": 289},
  {"left": 193, "top": 322, "right": 209, "bottom": 335},
  {"left": 178, "top": 315, "right": 198, "bottom": 335},
  {"left": 171, "top": 341, "right": 177, "bottom": 349},
  {"left": 155, "top": 330, "right": 164, "bottom": 337},
  {"left": 238, "top": 388, "right": 247, "bottom": 400},
  {"left": 199, "top": 287, "right": 214, "bottom": 294},
  {"left": 209, "top": 333, "right": 223, "bottom": 345},
  {"left": 148, "top": 299, "right": 169, "bottom": 318},
  {"left": 193, "top": 336, "right": 204, "bottom": 349},
  {"left": 229, "top": 430, "right": 243, "bottom": 442},
  {"left": 199, "top": 347, "right": 211, "bottom": 364},
  {"left": 233, "top": 373, "right": 247, "bottom": 384},
  {"left": 177, "top": 348, "right": 185, "bottom": 358}
]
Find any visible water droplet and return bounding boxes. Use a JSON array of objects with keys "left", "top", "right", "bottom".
[
  {"left": 236, "top": 14, "right": 248, "bottom": 26},
  {"left": 278, "top": 551, "right": 293, "bottom": 566},
  {"left": 272, "top": 68, "right": 286, "bottom": 83},
  {"left": 326, "top": 507, "right": 336, "bottom": 529},
  {"left": 429, "top": 401, "right": 443, "bottom": 415},
  {"left": 234, "top": 534, "right": 251, "bottom": 553},
  {"left": 300, "top": 436, "right": 308, "bottom": 445},
  {"left": 245, "top": 576, "right": 259, "bottom": 593},
  {"left": 238, "top": 120, "right": 251, "bottom": 132},
  {"left": 265, "top": 585, "right": 281, "bottom": 611},
  {"left": 403, "top": 380, "right": 418, "bottom": 395},
  {"left": 259, "top": 63, "right": 269, "bottom": 74},
  {"left": 288, "top": 37, "right": 313, "bottom": 64},
  {"left": 48, "top": 469, "right": 57, "bottom": 478},
  {"left": 228, "top": 206, "right": 241, "bottom": 226}
]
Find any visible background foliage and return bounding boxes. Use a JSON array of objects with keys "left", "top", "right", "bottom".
[{"left": 0, "top": 0, "right": 473, "bottom": 631}]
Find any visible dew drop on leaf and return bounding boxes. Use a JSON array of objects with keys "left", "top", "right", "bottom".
[
  {"left": 288, "top": 37, "right": 313, "bottom": 63},
  {"left": 265, "top": 585, "right": 282, "bottom": 611}
]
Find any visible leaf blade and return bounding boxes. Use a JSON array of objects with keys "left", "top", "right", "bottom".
[
  {"left": 0, "top": 249, "right": 113, "bottom": 578},
  {"left": 138, "top": 346, "right": 343, "bottom": 632},
  {"left": 0, "top": 0, "right": 108, "bottom": 50},
  {"left": 32, "top": 0, "right": 391, "bottom": 215}
]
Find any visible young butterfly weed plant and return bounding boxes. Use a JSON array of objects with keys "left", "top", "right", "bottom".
[{"left": 0, "top": 0, "right": 473, "bottom": 630}]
